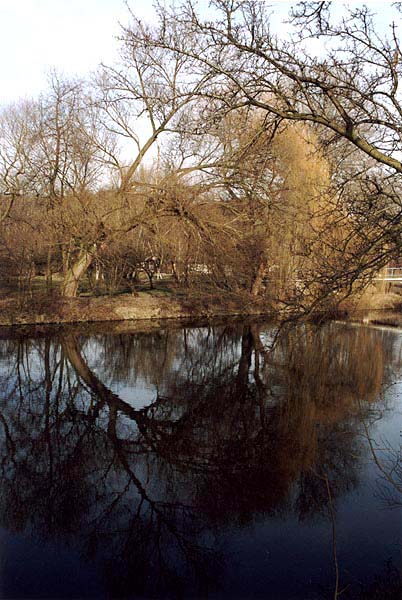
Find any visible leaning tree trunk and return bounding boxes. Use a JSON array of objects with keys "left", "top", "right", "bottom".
[{"left": 61, "top": 247, "right": 94, "bottom": 297}]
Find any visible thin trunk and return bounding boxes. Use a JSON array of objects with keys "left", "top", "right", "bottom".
[
  {"left": 46, "top": 247, "right": 52, "bottom": 293},
  {"left": 250, "top": 260, "right": 266, "bottom": 296},
  {"left": 0, "top": 194, "right": 15, "bottom": 224},
  {"left": 171, "top": 260, "right": 180, "bottom": 283}
]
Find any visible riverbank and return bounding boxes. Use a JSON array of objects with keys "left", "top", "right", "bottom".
[
  {"left": 338, "top": 286, "right": 402, "bottom": 326},
  {"left": 0, "top": 285, "right": 401, "bottom": 327},
  {"left": 0, "top": 289, "right": 269, "bottom": 327}
]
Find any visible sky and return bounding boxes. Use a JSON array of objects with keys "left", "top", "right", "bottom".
[
  {"left": 0, "top": 0, "right": 151, "bottom": 105},
  {"left": 0, "top": 0, "right": 400, "bottom": 107}
]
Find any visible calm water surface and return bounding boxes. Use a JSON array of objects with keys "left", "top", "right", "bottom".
[{"left": 0, "top": 320, "right": 401, "bottom": 599}]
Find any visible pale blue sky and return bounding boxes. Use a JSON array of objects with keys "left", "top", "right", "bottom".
[
  {"left": 0, "top": 0, "right": 151, "bottom": 105},
  {"left": 0, "top": 1, "right": 399, "bottom": 107}
]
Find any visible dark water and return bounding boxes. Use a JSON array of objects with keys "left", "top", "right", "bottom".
[{"left": 0, "top": 319, "right": 401, "bottom": 599}]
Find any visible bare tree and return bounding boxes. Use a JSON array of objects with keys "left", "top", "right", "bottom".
[
  {"left": 0, "top": 73, "right": 119, "bottom": 293},
  {"left": 0, "top": 101, "right": 38, "bottom": 221},
  {"left": 158, "top": 1, "right": 402, "bottom": 171},
  {"left": 134, "top": 0, "right": 402, "bottom": 308},
  {"left": 59, "top": 9, "right": 231, "bottom": 297}
]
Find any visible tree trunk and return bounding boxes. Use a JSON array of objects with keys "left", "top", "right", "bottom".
[
  {"left": 61, "top": 247, "right": 94, "bottom": 297},
  {"left": 237, "top": 328, "right": 253, "bottom": 388},
  {"left": 171, "top": 261, "right": 180, "bottom": 283},
  {"left": 46, "top": 247, "right": 53, "bottom": 294},
  {"left": 250, "top": 260, "right": 266, "bottom": 297}
]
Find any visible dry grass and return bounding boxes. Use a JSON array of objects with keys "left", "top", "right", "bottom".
[{"left": 340, "top": 284, "right": 402, "bottom": 312}]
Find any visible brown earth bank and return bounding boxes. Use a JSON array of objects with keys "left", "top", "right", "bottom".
[
  {"left": 1, "top": 284, "right": 401, "bottom": 328},
  {"left": 0, "top": 289, "right": 269, "bottom": 327}
]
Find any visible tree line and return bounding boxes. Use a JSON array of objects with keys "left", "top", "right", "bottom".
[{"left": 1, "top": 1, "right": 401, "bottom": 315}]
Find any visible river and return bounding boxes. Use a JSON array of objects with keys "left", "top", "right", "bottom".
[{"left": 0, "top": 319, "right": 400, "bottom": 599}]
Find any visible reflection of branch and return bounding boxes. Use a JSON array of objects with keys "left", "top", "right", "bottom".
[
  {"left": 324, "top": 475, "right": 340, "bottom": 600},
  {"left": 62, "top": 336, "right": 123, "bottom": 409},
  {"left": 0, "top": 410, "right": 16, "bottom": 464},
  {"left": 311, "top": 469, "right": 350, "bottom": 599},
  {"left": 363, "top": 419, "right": 402, "bottom": 503},
  {"left": 63, "top": 336, "right": 162, "bottom": 431},
  {"left": 62, "top": 333, "right": 220, "bottom": 592},
  {"left": 63, "top": 335, "right": 210, "bottom": 518},
  {"left": 356, "top": 392, "right": 402, "bottom": 506},
  {"left": 63, "top": 334, "right": 228, "bottom": 456}
]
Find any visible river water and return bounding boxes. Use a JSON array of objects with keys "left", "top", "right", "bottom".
[{"left": 0, "top": 319, "right": 400, "bottom": 599}]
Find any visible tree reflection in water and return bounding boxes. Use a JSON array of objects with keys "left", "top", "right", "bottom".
[{"left": 0, "top": 321, "right": 400, "bottom": 598}]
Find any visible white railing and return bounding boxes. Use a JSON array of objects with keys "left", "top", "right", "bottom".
[{"left": 374, "top": 267, "right": 402, "bottom": 281}]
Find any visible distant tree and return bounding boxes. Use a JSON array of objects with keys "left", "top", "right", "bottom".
[{"left": 0, "top": 73, "right": 118, "bottom": 293}]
